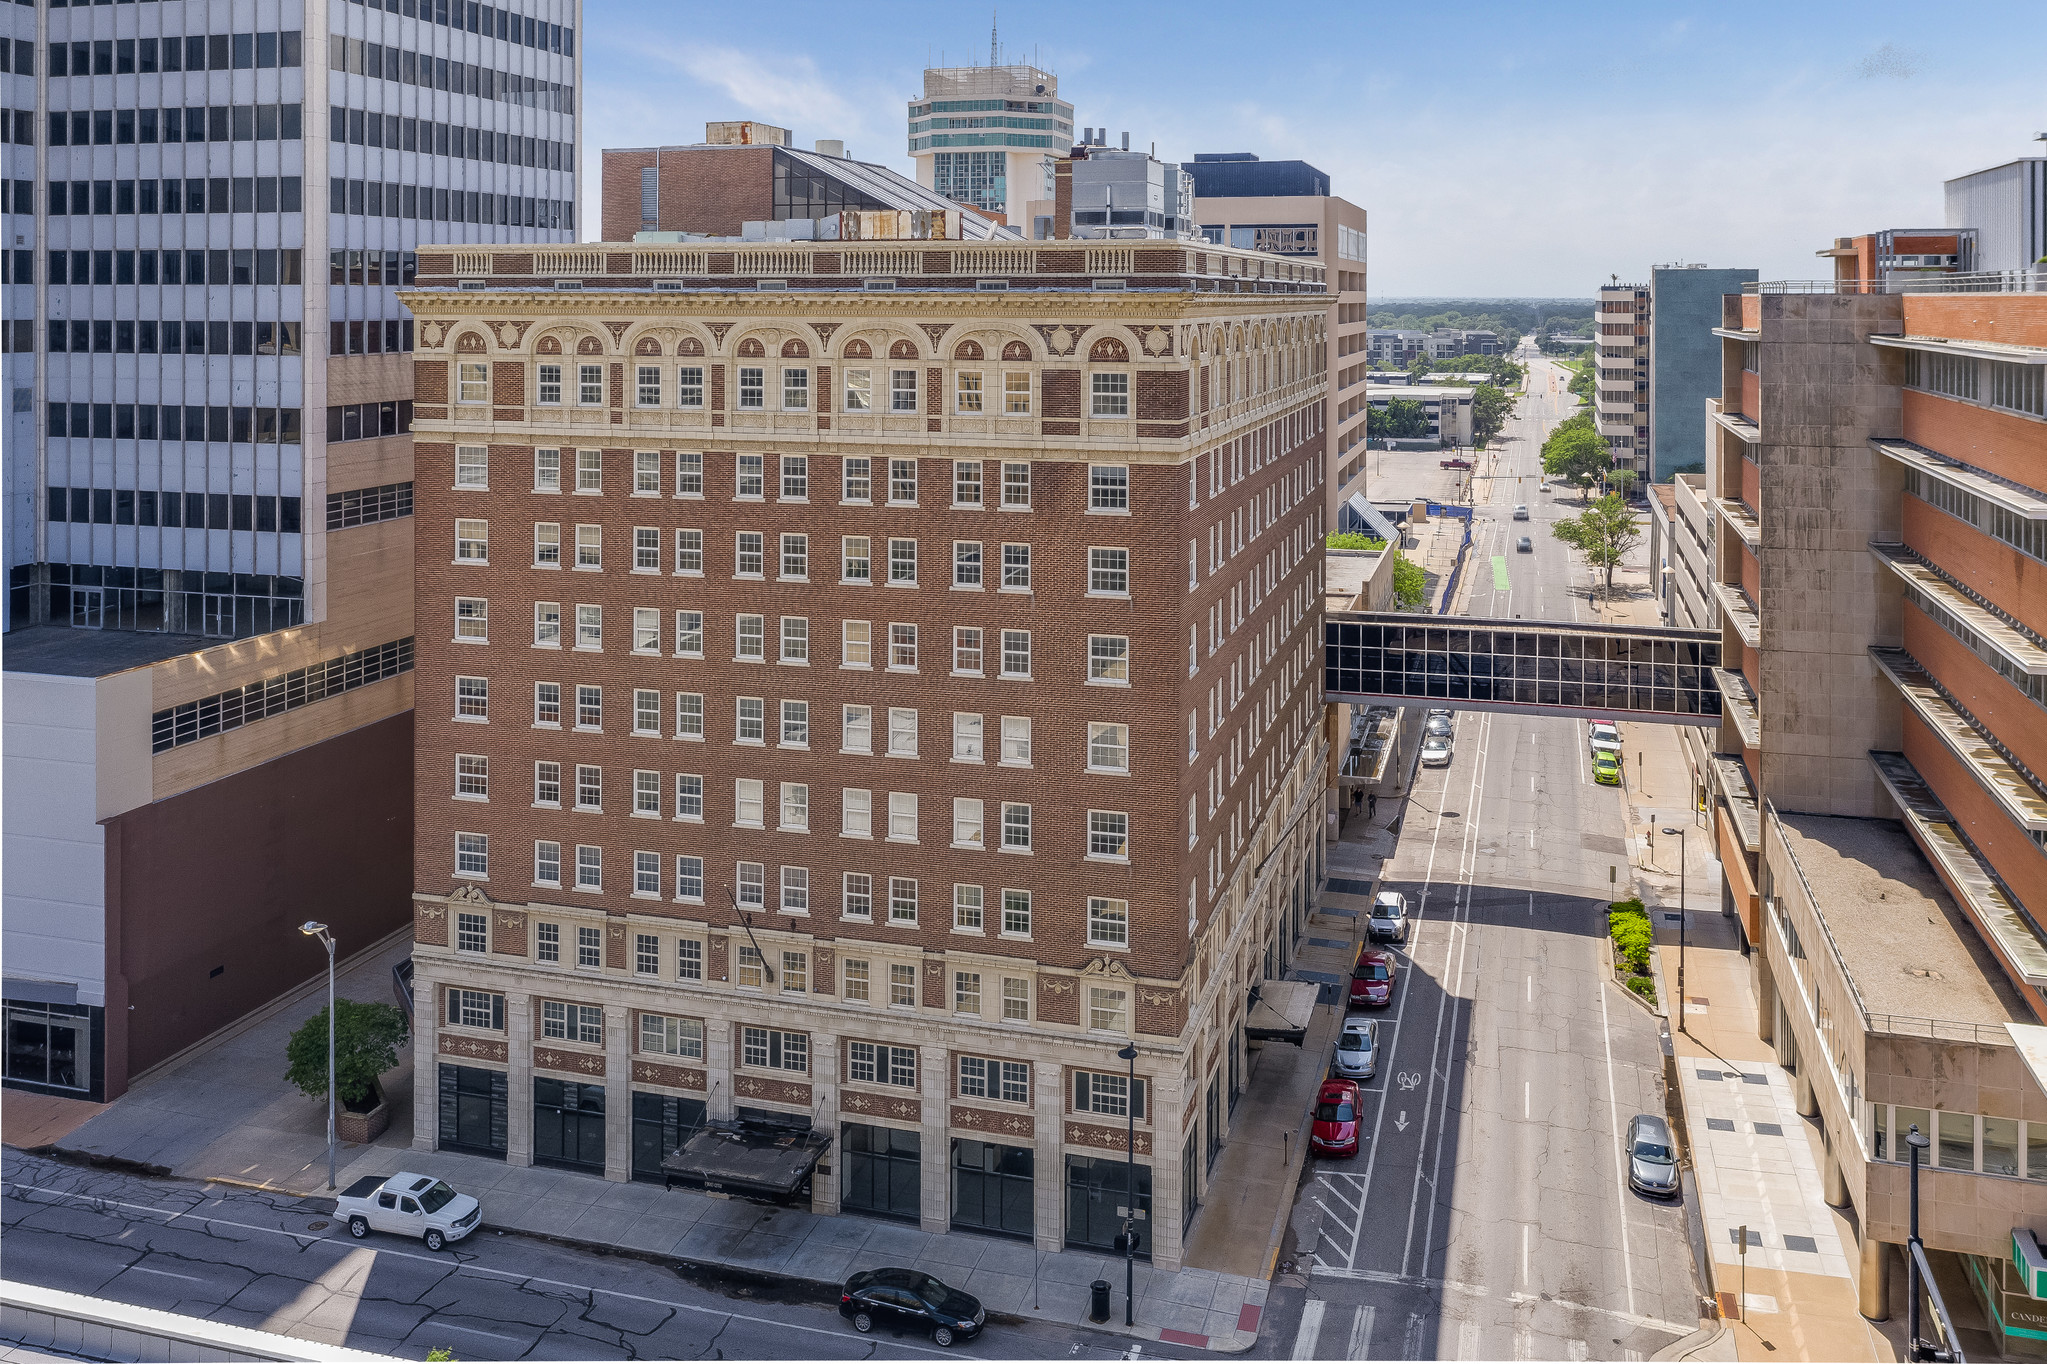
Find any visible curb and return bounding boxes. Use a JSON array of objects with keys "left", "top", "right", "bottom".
[{"left": 1649, "top": 1321, "right": 1728, "bottom": 1361}]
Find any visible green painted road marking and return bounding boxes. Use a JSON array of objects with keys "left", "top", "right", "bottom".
[{"left": 1491, "top": 556, "right": 1511, "bottom": 591}]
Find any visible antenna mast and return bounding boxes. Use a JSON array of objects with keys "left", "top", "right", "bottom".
[{"left": 990, "top": 11, "right": 998, "bottom": 67}]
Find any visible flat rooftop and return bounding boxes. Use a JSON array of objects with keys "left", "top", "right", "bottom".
[
  {"left": 2, "top": 624, "right": 208, "bottom": 678},
  {"left": 1774, "top": 811, "right": 2029, "bottom": 1028},
  {"left": 1324, "top": 551, "right": 1384, "bottom": 609}
]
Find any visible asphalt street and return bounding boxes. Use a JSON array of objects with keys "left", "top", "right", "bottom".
[
  {"left": 1, "top": 1150, "right": 1203, "bottom": 1361},
  {"left": 1256, "top": 353, "right": 1703, "bottom": 1361}
]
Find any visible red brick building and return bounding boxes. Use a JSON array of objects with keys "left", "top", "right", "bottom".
[{"left": 399, "top": 238, "right": 1332, "bottom": 1266}]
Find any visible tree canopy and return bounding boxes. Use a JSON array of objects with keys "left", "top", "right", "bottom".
[
  {"left": 1368, "top": 398, "right": 1431, "bottom": 440},
  {"left": 1470, "top": 384, "right": 1513, "bottom": 448},
  {"left": 1551, "top": 492, "right": 1643, "bottom": 594},
  {"left": 1540, "top": 412, "right": 1612, "bottom": 489},
  {"left": 286, "top": 999, "right": 409, "bottom": 1109}
]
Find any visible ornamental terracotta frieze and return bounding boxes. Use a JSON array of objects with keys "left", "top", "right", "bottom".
[
  {"left": 1033, "top": 324, "right": 1084, "bottom": 356},
  {"left": 841, "top": 1090, "right": 921, "bottom": 1123},
  {"left": 918, "top": 322, "right": 954, "bottom": 348},
  {"left": 602, "top": 320, "right": 632, "bottom": 347},
  {"left": 951, "top": 1105, "right": 1034, "bottom": 1140},
  {"left": 534, "top": 1047, "right": 605, "bottom": 1077},
  {"left": 1066, "top": 1120, "right": 1152, "bottom": 1156},
  {"left": 415, "top": 319, "right": 449, "bottom": 350},
  {"left": 632, "top": 1060, "right": 707, "bottom": 1091},
  {"left": 734, "top": 1075, "right": 811, "bottom": 1106},
  {"left": 492, "top": 320, "right": 534, "bottom": 349},
  {"left": 704, "top": 322, "right": 735, "bottom": 348},
  {"left": 438, "top": 1034, "right": 507, "bottom": 1064},
  {"left": 491, "top": 908, "right": 527, "bottom": 955},
  {"left": 413, "top": 900, "right": 448, "bottom": 947}
]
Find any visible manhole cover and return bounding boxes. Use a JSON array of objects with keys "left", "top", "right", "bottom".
[{"left": 307, "top": 1221, "right": 329, "bottom": 1231}]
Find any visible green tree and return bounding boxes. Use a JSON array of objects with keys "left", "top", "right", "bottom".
[
  {"left": 286, "top": 999, "right": 409, "bottom": 1110},
  {"left": 1366, "top": 405, "right": 1390, "bottom": 439},
  {"left": 1607, "top": 467, "right": 1639, "bottom": 499},
  {"left": 1383, "top": 398, "right": 1430, "bottom": 439},
  {"left": 1469, "top": 383, "right": 1512, "bottom": 448},
  {"left": 1541, "top": 413, "right": 1610, "bottom": 491},
  {"left": 1405, "top": 353, "right": 1434, "bottom": 386},
  {"left": 1392, "top": 552, "right": 1428, "bottom": 610},
  {"left": 1326, "top": 532, "right": 1387, "bottom": 550},
  {"left": 1552, "top": 492, "right": 1643, "bottom": 595}
]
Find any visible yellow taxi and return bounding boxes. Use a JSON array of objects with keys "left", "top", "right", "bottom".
[{"left": 1592, "top": 750, "right": 1621, "bottom": 786}]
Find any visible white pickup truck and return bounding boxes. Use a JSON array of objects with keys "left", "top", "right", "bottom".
[{"left": 335, "top": 1172, "right": 481, "bottom": 1251}]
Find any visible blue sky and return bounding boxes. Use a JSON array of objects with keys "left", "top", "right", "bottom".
[{"left": 578, "top": 2, "right": 2046, "bottom": 296}]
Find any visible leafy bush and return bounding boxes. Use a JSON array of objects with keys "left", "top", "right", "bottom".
[
  {"left": 1607, "top": 899, "right": 1654, "bottom": 978},
  {"left": 1391, "top": 553, "right": 1428, "bottom": 611},
  {"left": 1626, "top": 975, "right": 1658, "bottom": 1004},
  {"left": 285, "top": 999, "right": 409, "bottom": 1110},
  {"left": 1326, "top": 532, "right": 1387, "bottom": 551}
]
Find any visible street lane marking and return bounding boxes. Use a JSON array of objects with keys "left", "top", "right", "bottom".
[
  {"left": 126, "top": 1266, "right": 206, "bottom": 1282},
  {"left": 1290, "top": 1299, "right": 1326, "bottom": 1360},
  {"left": 1598, "top": 972, "right": 1640, "bottom": 1318},
  {"left": 4, "top": 1181, "right": 960, "bottom": 1357},
  {"left": 1309, "top": 1267, "right": 1694, "bottom": 1335},
  {"left": 435, "top": 1324, "right": 524, "bottom": 1344},
  {"left": 1346, "top": 1307, "right": 1375, "bottom": 1361}
]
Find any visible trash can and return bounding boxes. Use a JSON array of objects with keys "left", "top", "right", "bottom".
[{"left": 1089, "top": 1279, "right": 1111, "bottom": 1323}]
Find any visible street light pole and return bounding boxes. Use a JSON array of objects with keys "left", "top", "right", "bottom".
[
  {"left": 1661, "top": 828, "right": 1687, "bottom": 1027},
  {"left": 1908, "top": 1124, "right": 1928, "bottom": 1357},
  {"left": 1117, "top": 1042, "right": 1139, "bottom": 1327},
  {"left": 300, "top": 921, "right": 337, "bottom": 1190}
]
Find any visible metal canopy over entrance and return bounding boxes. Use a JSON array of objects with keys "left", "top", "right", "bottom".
[{"left": 1324, "top": 612, "right": 1725, "bottom": 726}]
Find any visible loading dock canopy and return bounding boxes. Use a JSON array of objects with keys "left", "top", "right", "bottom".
[
  {"left": 662, "top": 1122, "right": 831, "bottom": 1197},
  {"left": 1245, "top": 979, "right": 1320, "bottom": 1045}
]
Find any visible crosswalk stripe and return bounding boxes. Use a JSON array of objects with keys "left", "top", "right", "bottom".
[
  {"left": 1292, "top": 1299, "right": 1327, "bottom": 1361},
  {"left": 1346, "top": 1306, "right": 1375, "bottom": 1361},
  {"left": 1567, "top": 1341, "right": 1589, "bottom": 1361},
  {"left": 1457, "top": 1319, "right": 1480, "bottom": 1361}
]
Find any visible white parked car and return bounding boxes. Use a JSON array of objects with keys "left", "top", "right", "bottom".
[
  {"left": 1334, "top": 1017, "right": 1380, "bottom": 1080},
  {"left": 1513, "top": 505, "right": 1530, "bottom": 520},
  {"left": 1421, "top": 735, "right": 1453, "bottom": 767},
  {"left": 336, "top": 1173, "right": 481, "bottom": 1251}
]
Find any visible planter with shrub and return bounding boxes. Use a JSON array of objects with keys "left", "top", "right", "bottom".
[
  {"left": 1607, "top": 898, "right": 1657, "bottom": 1007},
  {"left": 286, "top": 999, "right": 409, "bottom": 1145}
]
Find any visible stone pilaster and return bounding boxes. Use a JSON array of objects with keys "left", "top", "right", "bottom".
[
  {"left": 505, "top": 989, "right": 534, "bottom": 1166},
  {"left": 919, "top": 1041, "right": 949, "bottom": 1233},
  {"left": 1033, "top": 1057, "right": 1065, "bottom": 1253},
  {"left": 603, "top": 1003, "right": 631, "bottom": 1181}
]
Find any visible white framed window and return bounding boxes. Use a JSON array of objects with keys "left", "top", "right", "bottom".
[
  {"left": 1091, "top": 372, "right": 1130, "bottom": 417},
  {"left": 675, "top": 451, "right": 704, "bottom": 497},
  {"left": 455, "top": 753, "right": 488, "bottom": 799},
  {"left": 780, "top": 616, "right": 810, "bottom": 663},
  {"left": 842, "top": 536, "right": 871, "bottom": 584},
  {"left": 633, "top": 768, "right": 660, "bottom": 814},
  {"left": 843, "top": 620, "right": 873, "bottom": 668},
  {"left": 533, "top": 682, "right": 562, "bottom": 726},
  {"left": 735, "top": 532, "right": 765, "bottom": 576},
  {"left": 455, "top": 911, "right": 489, "bottom": 952},
  {"left": 638, "top": 933, "right": 662, "bottom": 975},
  {"left": 574, "top": 524, "right": 601, "bottom": 569},
  {"left": 634, "top": 451, "right": 661, "bottom": 495},
  {"left": 843, "top": 368, "right": 872, "bottom": 413},
  {"left": 1090, "top": 464, "right": 1130, "bottom": 511},
  {"left": 780, "top": 699, "right": 810, "bottom": 747},
  {"left": 574, "top": 764, "right": 602, "bottom": 810},
  {"left": 780, "top": 455, "right": 809, "bottom": 500},
  {"left": 735, "top": 778, "right": 765, "bottom": 827},
  {"left": 954, "top": 971, "right": 983, "bottom": 1015},
  {"left": 641, "top": 1014, "right": 704, "bottom": 1059},
  {"left": 1075, "top": 1069, "right": 1144, "bottom": 1115},
  {"left": 1087, "top": 987, "right": 1129, "bottom": 1034},
  {"left": 737, "top": 860, "right": 766, "bottom": 908},
  {"left": 735, "top": 943, "right": 765, "bottom": 986},
  {"left": 888, "top": 792, "right": 918, "bottom": 842},
  {"left": 542, "top": 1001, "right": 604, "bottom": 1044},
  {"left": 1001, "top": 543, "right": 1031, "bottom": 590},
  {"left": 633, "top": 689, "right": 660, "bottom": 734},
  {"left": 533, "top": 601, "right": 561, "bottom": 648},
  {"left": 1089, "top": 547, "right": 1130, "bottom": 596},
  {"left": 533, "top": 522, "right": 562, "bottom": 567},
  {"left": 575, "top": 449, "right": 602, "bottom": 493},
  {"left": 455, "top": 597, "right": 488, "bottom": 641},
  {"left": 636, "top": 365, "right": 661, "bottom": 406},
  {"left": 740, "top": 1027, "right": 808, "bottom": 1073},
  {"left": 889, "top": 369, "right": 918, "bottom": 413},
  {"left": 842, "top": 788, "right": 873, "bottom": 838},
  {"left": 736, "top": 455, "right": 765, "bottom": 499},
  {"left": 633, "top": 608, "right": 660, "bottom": 654},
  {"left": 953, "top": 798, "right": 984, "bottom": 849},
  {"left": 782, "top": 367, "right": 809, "bottom": 410},
  {"left": 537, "top": 365, "right": 562, "bottom": 406},
  {"left": 736, "top": 696, "right": 766, "bottom": 743},
  {"left": 455, "top": 445, "right": 488, "bottom": 488},
  {"left": 777, "top": 534, "right": 809, "bottom": 581},
  {"left": 674, "top": 529, "right": 704, "bottom": 574},
  {"left": 887, "top": 708, "right": 918, "bottom": 757},
  {"left": 1000, "top": 715, "right": 1033, "bottom": 766},
  {"left": 952, "top": 712, "right": 984, "bottom": 761},
  {"left": 1001, "top": 461, "right": 1030, "bottom": 508},
  {"left": 1002, "top": 888, "right": 1032, "bottom": 937},
  {"left": 1003, "top": 372, "right": 1031, "bottom": 415},
  {"left": 675, "top": 692, "right": 705, "bottom": 739},
  {"left": 781, "top": 869, "right": 810, "bottom": 917},
  {"left": 675, "top": 857, "right": 705, "bottom": 902},
  {"left": 575, "top": 685, "right": 602, "bottom": 729},
  {"left": 1089, "top": 635, "right": 1129, "bottom": 683},
  {"left": 953, "top": 628, "right": 983, "bottom": 675},
  {"left": 842, "top": 457, "right": 873, "bottom": 503},
  {"left": 454, "top": 519, "right": 488, "bottom": 563},
  {"left": 889, "top": 877, "right": 919, "bottom": 924},
  {"left": 843, "top": 875, "right": 873, "bottom": 920},
  {"left": 577, "top": 364, "right": 603, "bottom": 405},
  {"left": 954, "top": 884, "right": 984, "bottom": 931},
  {"left": 1089, "top": 810, "right": 1130, "bottom": 860},
  {"left": 634, "top": 527, "right": 660, "bottom": 572},
  {"left": 674, "top": 772, "right": 704, "bottom": 820},
  {"left": 1000, "top": 630, "right": 1031, "bottom": 678},
  {"left": 953, "top": 541, "right": 982, "bottom": 588},
  {"left": 889, "top": 623, "right": 918, "bottom": 671},
  {"left": 1089, "top": 723, "right": 1130, "bottom": 773},
  {"left": 533, "top": 841, "right": 561, "bottom": 886},
  {"left": 888, "top": 538, "right": 918, "bottom": 584},
  {"left": 1001, "top": 803, "right": 1032, "bottom": 851},
  {"left": 736, "top": 614, "right": 765, "bottom": 660},
  {"left": 457, "top": 362, "right": 487, "bottom": 404},
  {"left": 573, "top": 844, "right": 601, "bottom": 890},
  {"left": 843, "top": 958, "right": 871, "bottom": 999},
  {"left": 956, "top": 371, "right": 983, "bottom": 413},
  {"left": 1002, "top": 977, "right": 1030, "bottom": 1021},
  {"left": 842, "top": 705, "right": 873, "bottom": 754},
  {"left": 954, "top": 461, "right": 983, "bottom": 506},
  {"left": 574, "top": 604, "right": 602, "bottom": 650},
  {"left": 634, "top": 851, "right": 660, "bottom": 897},
  {"left": 676, "top": 367, "right": 705, "bottom": 409},
  {"left": 1088, "top": 896, "right": 1130, "bottom": 947},
  {"left": 737, "top": 366, "right": 766, "bottom": 409},
  {"left": 779, "top": 782, "right": 809, "bottom": 830},
  {"left": 534, "top": 448, "right": 562, "bottom": 492},
  {"left": 889, "top": 962, "right": 917, "bottom": 1005},
  {"left": 674, "top": 612, "right": 704, "bottom": 657},
  {"left": 455, "top": 676, "right": 488, "bottom": 720}
]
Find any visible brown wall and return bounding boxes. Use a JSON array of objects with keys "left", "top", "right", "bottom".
[
  {"left": 601, "top": 147, "right": 775, "bottom": 240},
  {"left": 1903, "top": 495, "right": 2045, "bottom": 627},
  {"left": 103, "top": 712, "right": 416, "bottom": 1093},
  {"left": 1902, "top": 710, "right": 2047, "bottom": 938},
  {"left": 1902, "top": 390, "right": 2047, "bottom": 489}
]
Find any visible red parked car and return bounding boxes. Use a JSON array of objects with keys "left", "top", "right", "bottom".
[
  {"left": 1310, "top": 1079, "right": 1361, "bottom": 1158},
  {"left": 1440, "top": 458, "right": 1472, "bottom": 469},
  {"left": 1348, "top": 949, "right": 1396, "bottom": 1009}
]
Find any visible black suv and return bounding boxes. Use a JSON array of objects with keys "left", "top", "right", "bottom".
[{"left": 840, "top": 1268, "right": 986, "bottom": 1347}]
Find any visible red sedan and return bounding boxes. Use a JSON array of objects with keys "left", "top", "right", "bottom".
[
  {"left": 1310, "top": 1079, "right": 1361, "bottom": 1158},
  {"left": 1348, "top": 949, "right": 1396, "bottom": 1009}
]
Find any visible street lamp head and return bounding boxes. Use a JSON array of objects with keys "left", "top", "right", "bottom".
[
  {"left": 1660, "top": 826, "right": 1681, "bottom": 837},
  {"left": 299, "top": 921, "right": 328, "bottom": 937},
  {"left": 1906, "top": 1124, "right": 1930, "bottom": 1152},
  {"left": 1117, "top": 1045, "right": 1138, "bottom": 1062}
]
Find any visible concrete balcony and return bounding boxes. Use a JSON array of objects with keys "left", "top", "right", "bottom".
[
  {"left": 1873, "top": 439, "right": 2047, "bottom": 520},
  {"left": 1869, "top": 646, "right": 2047, "bottom": 833},
  {"left": 1870, "top": 541, "right": 2047, "bottom": 677},
  {"left": 1713, "top": 581, "right": 1762, "bottom": 650},
  {"left": 1594, "top": 305, "right": 1640, "bottom": 326},
  {"left": 1711, "top": 408, "right": 1762, "bottom": 444},
  {"left": 1711, "top": 666, "right": 1761, "bottom": 749},
  {"left": 1716, "top": 498, "right": 1762, "bottom": 550},
  {"left": 1710, "top": 754, "right": 1761, "bottom": 853}
]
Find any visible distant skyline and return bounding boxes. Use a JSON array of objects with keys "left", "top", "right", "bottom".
[{"left": 579, "top": 1, "right": 2044, "bottom": 295}]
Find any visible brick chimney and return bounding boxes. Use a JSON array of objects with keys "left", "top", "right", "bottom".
[{"left": 1053, "top": 157, "right": 1073, "bottom": 241}]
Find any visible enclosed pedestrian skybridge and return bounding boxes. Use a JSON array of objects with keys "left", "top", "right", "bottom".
[{"left": 1324, "top": 613, "right": 1725, "bottom": 726}]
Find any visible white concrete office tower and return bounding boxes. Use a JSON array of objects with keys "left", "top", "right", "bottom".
[
  {"left": 8, "top": 0, "right": 580, "bottom": 636},
  {"left": 906, "top": 63, "right": 1071, "bottom": 229},
  {"left": 1593, "top": 280, "right": 1648, "bottom": 474}
]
